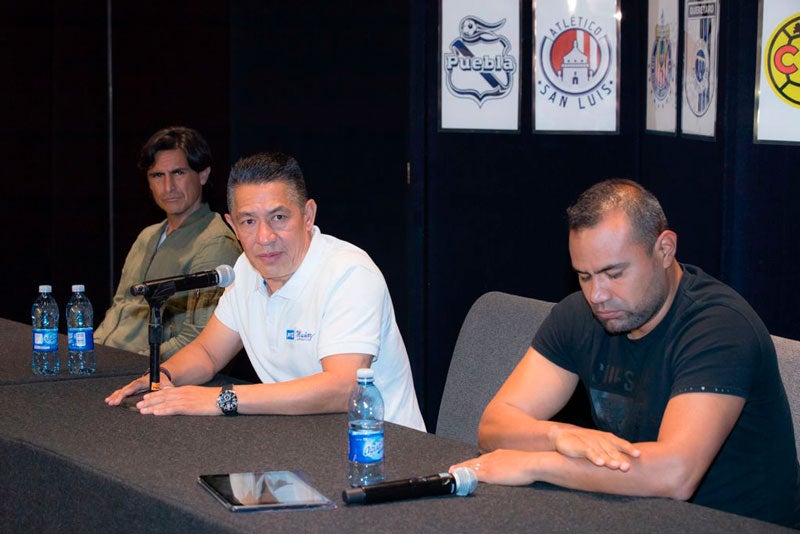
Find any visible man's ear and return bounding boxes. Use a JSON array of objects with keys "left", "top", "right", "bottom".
[
  {"left": 199, "top": 167, "right": 211, "bottom": 185},
  {"left": 655, "top": 230, "right": 678, "bottom": 267},
  {"left": 304, "top": 199, "right": 317, "bottom": 230},
  {"left": 224, "top": 213, "right": 239, "bottom": 240}
]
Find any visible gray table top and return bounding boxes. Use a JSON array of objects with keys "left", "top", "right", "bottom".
[{"left": 0, "top": 373, "right": 790, "bottom": 533}]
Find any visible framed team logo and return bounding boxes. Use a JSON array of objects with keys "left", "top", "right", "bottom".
[
  {"left": 680, "top": 0, "right": 720, "bottom": 139},
  {"left": 646, "top": 0, "right": 679, "bottom": 134},
  {"left": 439, "top": 0, "right": 521, "bottom": 132},
  {"left": 533, "top": 0, "right": 620, "bottom": 133},
  {"left": 754, "top": 0, "right": 800, "bottom": 144}
]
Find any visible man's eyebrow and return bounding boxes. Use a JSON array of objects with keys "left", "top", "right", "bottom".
[
  {"left": 149, "top": 166, "right": 188, "bottom": 175},
  {"left": 574, "top": 262, "right": 629, "bottom": 275},
  {"left": 236, "top": 205, "right": 289, "bottom": 218}
]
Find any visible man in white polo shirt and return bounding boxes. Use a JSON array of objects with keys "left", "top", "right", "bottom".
[{"left": 106, "top": 152, "right": 425, "bottom": 431}]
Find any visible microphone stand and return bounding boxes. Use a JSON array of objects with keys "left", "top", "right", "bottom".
[
  {"left": 143, "top": 282, "right": 178, "bottom": 391},
  {"left": 122, "top": 282, "right": 176, "bottom": 411}
]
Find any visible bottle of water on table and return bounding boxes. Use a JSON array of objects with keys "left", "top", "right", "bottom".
[
  {"left": 347, "top": 368, "right": 385, "bottom": 487},
  {"left": 31, "top": 284, "right": 60, "bottom": 375},
  {"left": 66, "top": 284, "right": 95, "bottom": 375}
]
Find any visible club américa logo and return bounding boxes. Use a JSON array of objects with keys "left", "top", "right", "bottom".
[
  {"left": 764, "top": 12, "right": 800, "bottom": 108},
  {"left": 538, "top": 16, "right": 614, "bottom": 109},
  {"left": 648, "top": 12, "right": 675, "bottom": 105},
  {"left": 443, "top": 16, "right": 517, "bottom": 107}
]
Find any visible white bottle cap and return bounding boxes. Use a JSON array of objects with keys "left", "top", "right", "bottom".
[
  {"left": 72, "top": 284, "right": 85, "bottom": 292},
  {"left": 356, "top": 368, "right": 374, "bottom": 380},
  {"left": 39, "top": 285, "right": 52, "bottom": 293}
]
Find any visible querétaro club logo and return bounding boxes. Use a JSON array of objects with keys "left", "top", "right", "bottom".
[
  {"left": 538, "top": 18, "right": 614, "bottom": 108},
  {"left": 443, "top": 16, "right": 517, "bottom": 107},
  {"left": 648, "top": 12, "right": 675, "bottom": 104},
  {"left": 764, "top": 13, "right": 800, "bottom": 108},
  {"left": 684, "top": 9, "right": 715, "bottom": 117}
]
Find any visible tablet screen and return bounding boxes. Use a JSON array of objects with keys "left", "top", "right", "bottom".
[{"left": 198, "top": 470, "right": 335, "bottom": 512}]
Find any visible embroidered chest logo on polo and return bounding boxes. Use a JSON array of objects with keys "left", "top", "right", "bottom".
[{"left": 285, "top": 329, "right": 315, "bottom": 342}]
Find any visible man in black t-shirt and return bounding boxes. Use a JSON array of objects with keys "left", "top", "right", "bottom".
[{"left": 451, "top": 179, "right": 800, "bottom": 527}]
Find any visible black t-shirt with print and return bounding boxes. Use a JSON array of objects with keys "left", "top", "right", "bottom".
[{"left": 533, "top": 264, "right": 800, "bottom": 527}]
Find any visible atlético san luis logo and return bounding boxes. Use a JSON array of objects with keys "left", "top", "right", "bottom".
[
  {"left": 443, "top": 16, "right": 517, "bottom": 107},
  {"left": 538, "top": 15, "right": 615, "bottom": 109},
  {"left": 764, "top": 13, "right": 800, "bottom": 108}
]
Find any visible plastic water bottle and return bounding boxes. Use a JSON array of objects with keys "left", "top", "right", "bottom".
[
  {"left": 31, "top": 285, "right": 60, "bottom": 375},
  {"left": 66, "top": 284, "right": 95, "bottom": 375},
  {"left": 347, "top": 368, "right": 385, "bottom": 487}
]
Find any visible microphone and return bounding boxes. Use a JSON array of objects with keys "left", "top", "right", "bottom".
[
  {"left": 130, "top": 265, "right": 235, "bottom": 298},
  {"left": 342, "top": 466, "right": 477, "bottom": 505}
]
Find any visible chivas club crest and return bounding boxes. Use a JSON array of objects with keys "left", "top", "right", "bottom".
[
  {"left": 443, "top": 16, "right": 517, "bottom": 106},
  {"left": 764, "top": 13, "right": 800, "bottom": 108},
  {"left": 648, "top": 12, "right": 674, "bottom": 104}
]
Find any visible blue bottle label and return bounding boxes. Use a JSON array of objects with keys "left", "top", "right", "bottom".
[
  {"left": 33, "top": 328, "right": 58, "bottom": 352},
  {"left": 348, "top": 430, "right": 384, "bottom": 463},
  {"left": 68, "top": 327, "right": 94, "bottom": 351}
]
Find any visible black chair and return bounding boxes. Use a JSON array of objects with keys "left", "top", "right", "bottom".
[
  {"left": 436, "top": 291, "right": 557, "bottom": 446},
  {"left": 774, "top": 335, "right": 800, "bottom": 463}
]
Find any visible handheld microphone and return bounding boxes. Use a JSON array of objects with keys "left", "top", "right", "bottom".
[
  {"left": 342, "top": 466, "right": 477, "bottom": 505},
  {"left": 130, "top": 265, "right": 235, "bottom": 298}
]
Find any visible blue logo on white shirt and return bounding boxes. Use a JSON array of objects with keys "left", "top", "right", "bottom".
[{"left": 285, "top": 329, "right": 314, "bottom": 341}]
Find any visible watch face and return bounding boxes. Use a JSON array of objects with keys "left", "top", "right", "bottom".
[{"left": 218, "top": 388, "right": 238, "bottom": 415}]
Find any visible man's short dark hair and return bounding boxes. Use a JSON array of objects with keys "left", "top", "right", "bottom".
[
  {"left": 227, "top": 153, "right": 309, "bottom": 213},
  {"left": 138, "top": 126, "right": 213, "bottom": 173},
  {"left": 566, "top": 178, "right": 669, "bottom": 252}
]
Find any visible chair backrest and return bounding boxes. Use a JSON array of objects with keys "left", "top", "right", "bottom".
[
  {"left": 773, "top": 335, "right": 800, "bottom": 463},
  {"left": 436, "top": 291, "right": 555, "bottom": 445}
]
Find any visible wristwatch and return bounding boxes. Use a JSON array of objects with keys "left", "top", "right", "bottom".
[{"left": 217, "top": 384, "right": 238, "bottom": 416}]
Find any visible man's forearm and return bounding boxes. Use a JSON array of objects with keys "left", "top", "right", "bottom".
[
  {"left": 234, "top": 371, "right": 355, "bottom": 416},
  {"left": 526, "top": 444, "right": 692, "bottom": 500},
  {"left": 162, "top": 343, "right": 218, "bottom": 386},
  {"left": 479, "top": 402, "right": 580, "bottom": 452}
]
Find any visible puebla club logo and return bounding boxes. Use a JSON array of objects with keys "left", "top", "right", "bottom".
[
  {"left": 538, "top": 17, "right": 614, "bottom": 109},
  {"left": 443, "top": 16, "right": 517, "bottom": 106},
  {"left": 764, "top": 13, "right": 800, "bottom": 108},
  {"left": 648, "top": 12, "right": 675, "bottom": 104}
]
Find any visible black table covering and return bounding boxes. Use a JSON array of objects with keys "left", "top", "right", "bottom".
[{"left": 0, "top": 320, "right": 791, "bottom": 532}]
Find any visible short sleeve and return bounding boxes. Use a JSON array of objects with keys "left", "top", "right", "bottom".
[{"left": 316, "top": 265, "right": 386, "bottom": 360}]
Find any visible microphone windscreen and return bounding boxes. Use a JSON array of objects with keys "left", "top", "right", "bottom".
[
  {"left": 452, "top": 466, "right": 477, "bottom": 496},
  {"left": 215, "top": 265, "right": 235, "bottom": 288}
]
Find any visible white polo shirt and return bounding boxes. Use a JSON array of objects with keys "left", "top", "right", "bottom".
[{"left": 215, "top": 226, "right": 425, "bottom": 431}]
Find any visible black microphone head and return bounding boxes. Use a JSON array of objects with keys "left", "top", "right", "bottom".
[
  {"left": 452, "top": 466, "right": 477, "bottom": 496},
  {"left": 215, "top": 265, "right": 235, "bottom": 288},
  {"left": 342, "top": 487, "right": 366, "bottom": 504}
]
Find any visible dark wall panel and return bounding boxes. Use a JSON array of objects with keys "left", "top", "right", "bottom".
[{"left": 0, "top": 2, "right": 108, "bottom": 326}]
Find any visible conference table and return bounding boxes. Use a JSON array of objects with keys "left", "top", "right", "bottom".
[{"left": 0, "top": 319, "right": 792, "bottom": 532}]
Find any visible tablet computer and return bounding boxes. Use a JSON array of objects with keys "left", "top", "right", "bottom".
[{"left": 198, "top": 470, "right": 335, "bottom": 512}]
